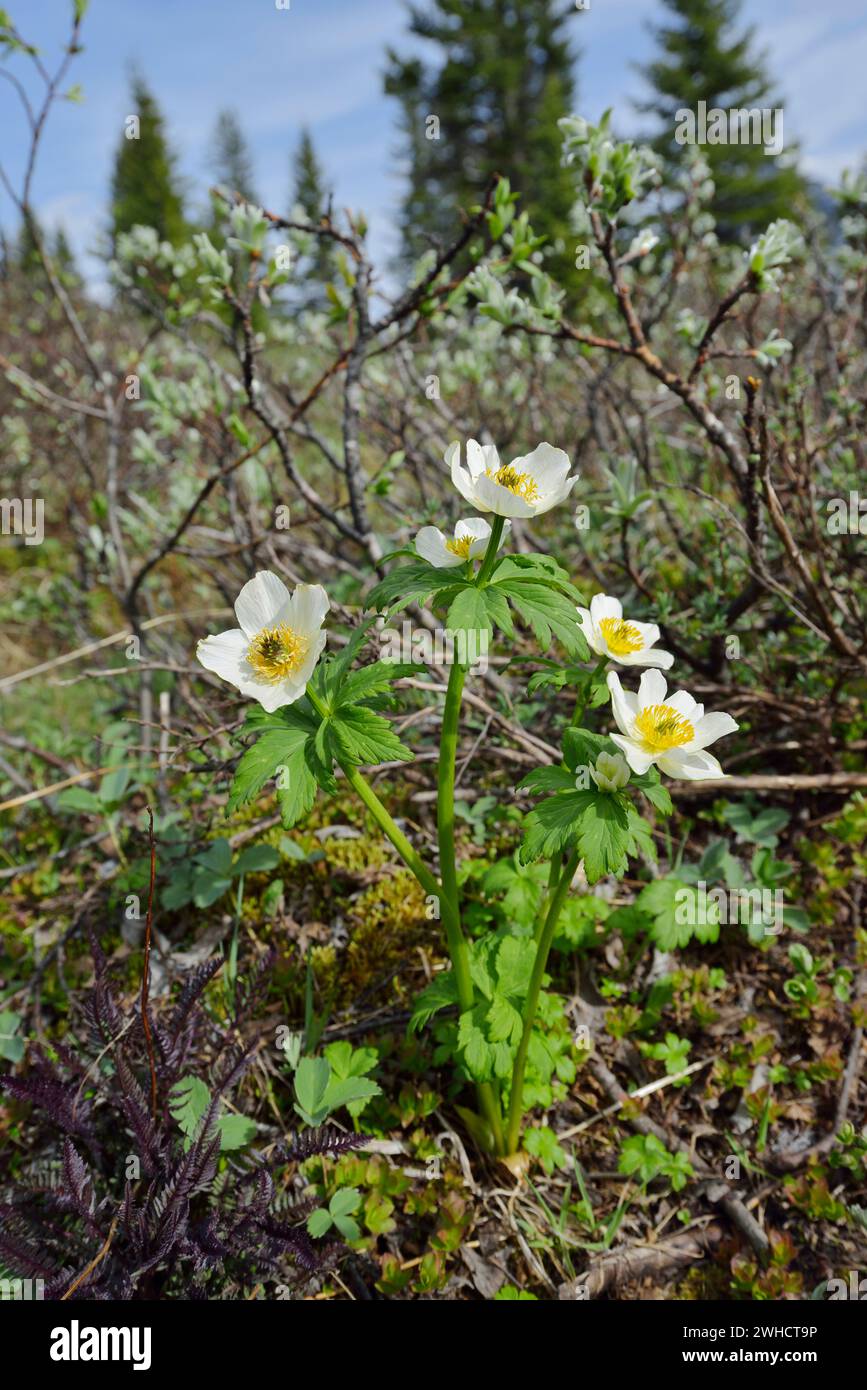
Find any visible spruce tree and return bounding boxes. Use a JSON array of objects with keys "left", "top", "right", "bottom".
[
  {"left": 110, "top": 74, "right": 186, "bottom": 247},
  {"left": 638, "top": 0, "right": 807, "bottom": 239},
  {"left": 384, "top": 0, "right": 581, "bottom": 284},
  {"left": 210, "top": 109, "right": 258, "bottom": 207},
  {"left": 290, "top": 127, "right": 334, "bottom": 307}
]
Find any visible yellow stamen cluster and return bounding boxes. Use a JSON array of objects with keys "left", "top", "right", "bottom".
[
  {"left": 247, "top": 624, "right": 309, "bottom": 684},
  {"left": 599, "top": 616, "right": 644, "bottom": 656},
  {"left": 634, "top": 703, "right": 694, "bottom": 752},
  {"left": 488, "top": 465, "right": 539, "bottom": 504},
  {"left": 445, "top": 534, "right": 474, "bottom": 560}
]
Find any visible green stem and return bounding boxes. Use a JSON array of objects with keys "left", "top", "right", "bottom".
[
  {"left": 475, "top": 515, "right": 505, "bottom": 585},
  {"left": 437, "top": 662, "right": 505, "bottom": 1150},
  {"left": 307, "top": 682, "right": 504, "bottom": 1151},
  {"left": 570, "top": 654, "right": 608, "bottom": 728},
  {"left": 505, "top": 848, "right": 580, "bottom": 1155},
  {"left": 438, "top": 661, "right": 467, "bottom": 938}
]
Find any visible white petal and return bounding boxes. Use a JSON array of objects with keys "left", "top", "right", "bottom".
[
  {"left": 610, "top": 733, "right": 656, "bottom": 775},
  {"left": 196, "top": 629, "right": 249, "bottom": 687},
  {"left": 637, "top": 667, "right": 668, "bottom": 709},
  {"left": 473, "top": 472, "right": 536, "bottom": 517},
  {"left": 690, "top": 711, "right": 739, "bottom": 750},
  {"left": 667, "top": 690, "right": 700, "bottom": 719},
  {"left": 234, "top": 571, "right": 292, "bottom": 637},
  {"left": 590, "top": 593, "right": 622, "bottom": 624},
  {"left": 607, "top": 671, "right": 639, "bottom": 735},
  {"left": 658, "top": 747, "right": 725, "bottom": 780},
  {"left": 618, "top": 647, "right": 675, "bottom": 669},
  {"left": 466, "top": 438, "right": 499, "bottom": 480},
  {"left": 576, "top": 606, "right": 601, "bottom": 651},
  {"left": 450, "top": 446, "right": 484, "bottom": 508},
  {"left": 286, "top": 583, "right": 330, "bottom": 635},
  {"left": 510, "top": 441, "right": 571, "bottom": 492},
  {"left": 531, "top": 472, "right": 579, "bottom": 515},
  {"left": 631, "top": 620, "right": 660, "bottom": 648},
  {"left": 454, "top": 516, "right": 492, "bottom": 542},
  {"left": 415, "top": 525, "right": 463, "bottom": 567}
]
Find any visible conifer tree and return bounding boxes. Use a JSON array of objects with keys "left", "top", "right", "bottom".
[
  {"left": 110, "top": 74, "right": 186, "bottom": 247},
  {"left": 210, "top": 109, "right": 258, "bottom": 207},
  {"left": 290, "top": 127, "right": 335, "bottom": 307},
  {"left": 637, "top": 0, "right": 807, "bottom": 238},
  {"left": 384, "top": 0, "right": 581, "bottom": 284}
]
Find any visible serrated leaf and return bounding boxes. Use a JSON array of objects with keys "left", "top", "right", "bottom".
[
  {"left": 446, "top": 585, "right": 491, "bottom": 639},
  {"left": 336, "top": 660, "right": 414, "bottom": 707},
  {"left": 494, "top": 578, "right": 589, "bottom": 656},
  {"left": 323, "top": 1075, "right": 381, "bottom": 1112},
  {"left": 330, "top": 704, "right": 413, "bottom": 766},
  {"left": 518, "top": 765, "right": 576, "bottom": 795},
  {"left": 169, "top": 1075, "right": 211, "bottom": 1138},
  {"left": 276, "top": 747, "right": 318, "bottom": 828},
  {"left": 293, "top": 1056, "right": 331, "bottom": 1122},
  {"left": 575, "top": 792, "right": 629, "bottom": 883},
  {"left": 306, "top": 1207, "right": 333, "bottom": 1238},
  {"left": 227, "top": 725, "right": 311, "bottom": 813},
  {"left": 561, "top": 727, "right": 614, "bottom": 772},
  {"left": 457, "top": 1009, "right": 495, "bottom": 1081},
  {"left": 217, "top": 1114, "right": 256, "bottom": 1150},
  {"left": 486, "top": 993, "right": 522, "bottom": 1045},
  {"left": 330, "top": 1187, "right": 361, "bottom": 1219},
  {"left": 364, "top": 562, "right": 443, "bottom": 616},
  {"left": 494, "top": 935, "right": 536, "bottom": 999},
  {"left": 409, "top": 971, "right": 459, "bottom": 1032}
]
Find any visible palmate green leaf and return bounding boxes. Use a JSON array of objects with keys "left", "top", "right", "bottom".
[
  {"left": 457, "top": 1009, "right": 494, "bottom": 1080},
  {"left": 521, "top": 790, "right": 588, "bottom": 862},
  {"left": 637, "top": 877, "right": 721, "bottom": 949},
  {"left": 482, "top": 856, "right": 547, "bottom": 928},
  {"left": 446, "top": 585, "right": 491, "bottom": 639},
  {"left": 518, "top": 765, "right": 576, "bottom": 796},
  {"left": 578, "top": 793, "right": 630, "bottom": 883},
  {"left": 227, "top": 719, "right": 313, "bottom": 814},
  {"left": 326, "top": 615, "right": 378, "bottom": 686},
  {"left": 625, "top": 804, "right": 657, "bottom": 866},
  {"left": 364, "top": 561, "right": 444, "bottom": 616},
  {"left": 335, "top": 659, "right": 414, "bottom": 708},
  {"left": 562, "top": 727, "right": 616, "bottom": 771},
  {"left": 323, "top": 1075, "right": 381, "bottom": 1112},
  {"left": 493, "top": 578, "right": 590, "bottom": 657},
  {"left": 632, "top": 768, "right": 673, "bottom": 816},
  {"left": 276, "top": 747, "right": 318, "bottom": 828},
  {"left": 521, "top": 788, "right": 630, "bottom": 882},
  {"left": 494, "top": 935, "right": 536, "bottom": 999},
  {"left": 491, "top": 553, "right": 584, "bottom": 602},
  {"left": 409, "top": 971, "right": 459, "bottom": 1032},
  {"left": 482, "top": 583, "right": 514, "bottom": 637},
  {"left": 330, "top": 704, "right": 413, "bottom": 766},
  {"left": 486, "top": 993, "right": 523, "bottom": 1045}
]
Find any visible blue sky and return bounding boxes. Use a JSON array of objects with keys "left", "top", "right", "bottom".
[{"left": 2, "top": 0, "right": 865, "bottom": 285}]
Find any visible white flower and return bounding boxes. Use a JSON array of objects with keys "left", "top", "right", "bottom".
[
  {"left": 197, "top": 570, "right": 329, "bottom": 712},
  {"left": 607, "top": 669, "right": 738, "bottom": 781},
  {"left": 590, "top": 751, "right": 630, "bottom": 792},
  {"left": 414, "top": 516, "right": 511, "bottom": 568},
  {"left": 446, "top": 438, "right": 578, "bottom": 518},
  {"left": 578, "top": 594, "right": 674, "bottom": 669}
]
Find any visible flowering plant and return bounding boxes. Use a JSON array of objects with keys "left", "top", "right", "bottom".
[{"left": 198, "top": 437, "right": 737, "bottom": 1159}]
